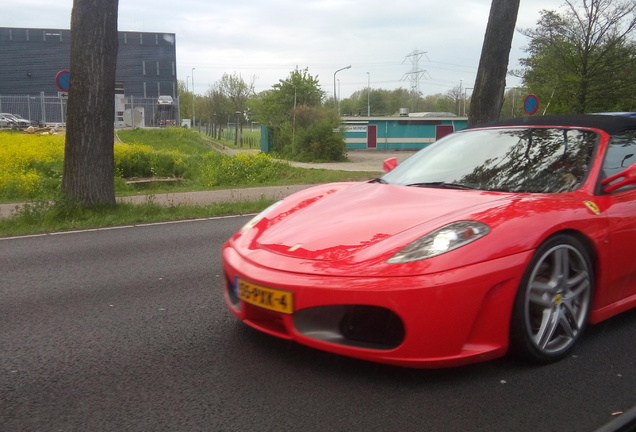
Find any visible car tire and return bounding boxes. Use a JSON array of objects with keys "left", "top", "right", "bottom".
[{"left": 510, "top": 234, "right": 593, "bottom": 364}]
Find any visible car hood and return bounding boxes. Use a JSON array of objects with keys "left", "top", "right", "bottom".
[{"left": 250, "top": 182, "right": 509, "bottom": 262}]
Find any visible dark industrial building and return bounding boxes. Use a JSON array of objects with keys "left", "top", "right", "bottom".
[
  {"left": 0, "top": 27, "right": 178, "bottom": 126},
  {"left": 0, "top": 27, "right": 177, "bottom": 97}
]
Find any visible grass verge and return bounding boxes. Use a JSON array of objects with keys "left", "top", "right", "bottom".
[
  {"left": 0, "top": 128, "right": 381, "bottom": 237},
  {"left": 0, "top": 197, "right": 276, "bottom": 237}
]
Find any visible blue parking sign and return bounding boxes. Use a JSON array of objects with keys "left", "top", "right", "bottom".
[
  {"left": 523, "top": 94, "right": 539, "bottom": 115},
  {"left": 55, "top": 70, "right": 71, "bottom": 92}
]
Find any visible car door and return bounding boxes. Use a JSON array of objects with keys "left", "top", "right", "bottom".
[{"left": 600, "top": 130, "right": 636, "bottom": 304}]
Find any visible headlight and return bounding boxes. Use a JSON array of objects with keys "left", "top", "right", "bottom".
[
  {"left": 387, "top": 221, "right": 490, "bottom": 263},
  {"left": 239, "top": 200, "right": 283, "bottom": 235}
]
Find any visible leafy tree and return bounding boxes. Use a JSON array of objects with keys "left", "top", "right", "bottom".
[
  {"left": 433, "top": 95, "right": 458, "bottom": 114},
  {"left": 255, "top": 68, "right": 345, "bottom": 161},
  {"left": 421, "top": 94, "right": 446, "bottom": 113},
  {"left": 201, "top": 73, "right": 255, "bottom": 144},
  {"left": 177, "top": 79, "right": 193, "bottom": 123},
  {"left": 253, "top": 68, "right": 325, "bottom": 126},
  {"left": 62, "top": 0, "right": 119, "bottom": 207},
  {"left": 518, "top": 0, "right": 636, "bottom": 113},
  {"left": 468, "top": 0, "right": 520, "bottom": 126},
  {"left": 369, "top": 89, "right": 391, "bottom": 114},
  {"left": 446, "top": 85, "right": 464, "bottom": 116},
  {"left": 339, "top": 89, "right": 370, "bottom": 116},
  {"left": 388, "top": 88, "right": 419, "bottom": 113},
  {"left": 218, "top": 72, "right": 255, "bottom": 113},
  {"left": 249, "top": 89, "right": 284, "bottom": 127},
  {"left": 284, "top": 68, "right": 325, "bottom": 107},
  {"left": 342, "top": 87, "right": 430, "bottom": 116},
  {"left": 202, "top": 85, "right": 231, "bottom": 139},
  {"left": 500, "top": 87, "right": 527, "bottom": 119},
  {"left": 338, "top": 96, "right": 359, "bottom": 116},
  {"left": 340, "top": 88, "right": 383, "bottom": 116},
  {"left": 339, "top": 88, "right": 464, "bottom": 116}
]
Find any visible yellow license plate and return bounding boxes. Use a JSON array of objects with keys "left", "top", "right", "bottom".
[{"left": 236, "top": 277, "right": 294, "bottom": 314}]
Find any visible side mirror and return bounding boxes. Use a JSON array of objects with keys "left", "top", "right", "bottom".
[
  {"left": 383, "top": 157, "right": 398, "bottom": 173},
  {"left": 602, "top": 164, "right": 636, "bottom": 193}
]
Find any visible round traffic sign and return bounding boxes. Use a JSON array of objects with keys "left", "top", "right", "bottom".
[
  {"left": 523, "top": 94, "right": 539, "bottom": 115},
  {"left": 55, "top": 70, "right": 71, "bottom": 92}
]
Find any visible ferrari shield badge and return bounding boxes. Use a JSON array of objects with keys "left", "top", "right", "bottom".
[{"left": 583, "top": 201, "right": 600, "bottom": 215}]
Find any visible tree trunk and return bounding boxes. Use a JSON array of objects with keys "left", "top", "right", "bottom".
[
  {"left": 62, "top": 0, "right": 119, "bottom": 207},
  {"left": 468, "top": 0, "right": 520, "bottom": 127}
]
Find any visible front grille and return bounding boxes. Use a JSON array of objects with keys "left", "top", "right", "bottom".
[
  {"left": 294, "top": 304, "right": 405, "bottom": 350},
  {"left": 339, "top": 305, "right": 405, "bottom": 347}
]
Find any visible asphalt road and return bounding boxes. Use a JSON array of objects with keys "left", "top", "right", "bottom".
[{"left": 1, "top": 217, "right": 634, "bottom": 432}]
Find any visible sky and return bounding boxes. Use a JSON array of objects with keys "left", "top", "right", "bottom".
[{"left": 3, "top": 0, "right": 567, "bottom": 99}]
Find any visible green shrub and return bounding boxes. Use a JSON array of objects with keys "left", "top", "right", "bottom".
[
  {"left": 113, "top": 144, "right": 189, "bottom": 179},
  {"left": 0, "top": 128, "right": 364, "bottom": 204},
  {"left": 270, "top": 106, "right": 346, "bottom": 162},
  {"left": 114, "top": 143, "right": 154, "bottom": 177},
  {"left": 299, "top": 117, "right": 346, "bottom": 162},
  {"left": 197, "top": 152, "right": 293, "bottom": 187}
]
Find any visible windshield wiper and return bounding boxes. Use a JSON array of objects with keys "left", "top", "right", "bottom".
[
  {"left": 369, "top": 178, "right": 388, "bottom": 184},
  {"left": 406, "top": 182, "right": 478, "bottom": 190}
]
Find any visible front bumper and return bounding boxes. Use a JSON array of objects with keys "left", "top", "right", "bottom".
[{"left": 221, "top": 244, "right": 532, "bottom": 368}]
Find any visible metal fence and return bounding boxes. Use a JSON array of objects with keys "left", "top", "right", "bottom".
[
  {"left": 0, "top": 94, "right": 181, "bottom": 128},
  {"left": 0, "top": 94, "right": 67, "bottom": 127}
]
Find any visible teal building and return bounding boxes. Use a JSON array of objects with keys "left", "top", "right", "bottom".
[
  {"left": 260, "top": 113, "right": 468, "bottom": 153},
  {"left": 342, "top": 113, "right": 468, "bottom": 150}
]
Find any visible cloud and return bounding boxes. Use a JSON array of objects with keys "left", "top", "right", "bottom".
[{"left": 2, "top": 0, "right": 565, "bottom": 98}]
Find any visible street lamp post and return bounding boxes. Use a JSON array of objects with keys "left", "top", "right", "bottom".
[
  {"left": 333, "top": 65, "right": 351, "bottom": 115},
  {"left": 459, "top": 78, "right": 463, "bottom": 116},
  {"left": 191, "top": 67, "right": 196, "bottom": 128},
  {"left": 366, "top": 72, "right": 370, "bottom": 117},
  {"left": 279, "top": 79, "right": 297, "bottom": 148},
  {"left": 235, "top": 111, "right": 241, "bottom": 147},
  {"left": 463, "top": 87, "right": 473, "bottom": 118}
]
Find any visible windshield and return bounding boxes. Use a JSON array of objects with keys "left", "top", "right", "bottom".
[{"left": 381, "top": 127, "right": 598, "bottom": 193}]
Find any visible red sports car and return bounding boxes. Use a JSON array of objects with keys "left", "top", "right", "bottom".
[{"left": 221, "top": 114, "right": 636, "bottom": 368}]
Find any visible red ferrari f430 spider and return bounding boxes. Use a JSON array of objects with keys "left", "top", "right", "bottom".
[{"left": 222, "top": 114, "right": 636, "bottom": 368}]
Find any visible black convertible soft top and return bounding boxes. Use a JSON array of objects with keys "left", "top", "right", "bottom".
[{"left": 471, "top": 113, "right": 636, "bottom": 135}]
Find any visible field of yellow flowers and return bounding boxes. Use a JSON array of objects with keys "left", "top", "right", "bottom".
[
  {"left": 0, "top": 132, "right": 64, "bottom": 200},
  {"left": 0, "top": 129, "right": 301, "bottom": 203}
]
